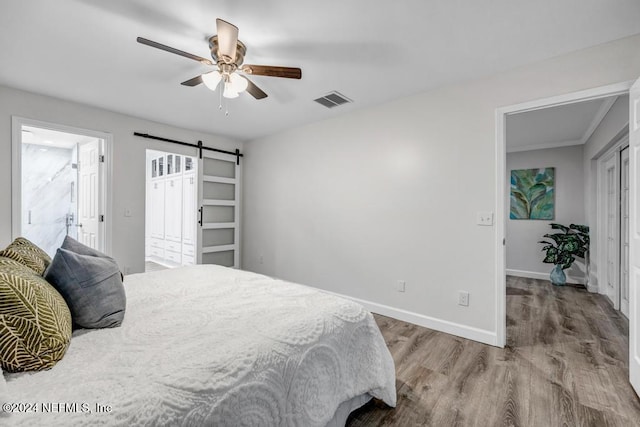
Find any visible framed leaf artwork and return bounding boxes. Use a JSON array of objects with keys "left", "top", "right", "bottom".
[{"left": 510, "top": 168, "right": 555, "bottom": 220}]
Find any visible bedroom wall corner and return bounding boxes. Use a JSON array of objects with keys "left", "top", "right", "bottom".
[{"left": 241, "top": 34, "right": 640, "bottom": 345}]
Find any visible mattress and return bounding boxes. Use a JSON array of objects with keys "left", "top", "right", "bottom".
[{"left": 3, "top": 264, "right": 396, "bottom": 426}]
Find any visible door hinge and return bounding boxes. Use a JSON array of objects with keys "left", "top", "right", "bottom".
[
  {"left": 99, "top": 155, "right": 105, "bottom": 163},
  {"left": 99, "top": 215, "right": 105, "bottom": 222}
]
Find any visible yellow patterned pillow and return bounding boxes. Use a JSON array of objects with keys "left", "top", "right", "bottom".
[
  {"left": 0, "top": 265, "right": 72, "bottom": 372},
  {"left": 0, "top": 237, "right": 52, "bottom": 276},
  {"left": 0, "top": 256, "right": 38, "bottom": 276}
]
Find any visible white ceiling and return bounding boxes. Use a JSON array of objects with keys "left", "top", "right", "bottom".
[
  {"left": 1, "top": 0, "right": 640, "bottom": 141},
  {"left": 506, "top": 95, "right": 622, "bottom": 153},
  {"left": 22, "top": 125, "right": 96, "bottom": 149}
]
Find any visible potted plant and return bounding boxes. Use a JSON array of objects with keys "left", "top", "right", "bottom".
[{"left": 539, "top": 223, "right": 589, "bottom": 286}]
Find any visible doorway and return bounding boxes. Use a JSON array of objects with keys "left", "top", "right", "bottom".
[
  {"left": 496, "top": 79, "right": 640, "bottom": 396},
  {"left": 598, "top": 139, "right": 630, "bottom": 317},
  {"left": 495, "top": 81, "right": 634, "bottom": 347},
  {"left": 11, "top": 117, "right": 112, "bottom": 256},
  {"left": 144, "top": 146, "right": 242, "bottom": 270},
  {"left": 145, "top": 149, "right": 198, "bottom": 270}
]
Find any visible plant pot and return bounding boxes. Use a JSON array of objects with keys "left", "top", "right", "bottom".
[{"left": 550, "top": 264, "right": 566, "bottom": 286}]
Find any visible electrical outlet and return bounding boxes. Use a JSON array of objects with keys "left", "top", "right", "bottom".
[
  {"left": 476, "top": 211, "right": 494, "bottom": 226},
  {"left": 259, "top": 255, "right": 264, "bottom": 265},
  {"left": 458, "top": 291, "right": 469, "bottom": 306},
  {"left": 124, "top": 208, "right": 132, "bottom": 217},
  {"left": 396, "top": 280, "right": 406, "bottom": 292},
  {"left": 124, "top": 266, "right": 131, "bottom": 275}
]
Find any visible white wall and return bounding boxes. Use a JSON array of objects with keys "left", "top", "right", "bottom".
[
  {"left": 583, "top": 95, "right": 630, "bottom": 291},
  {"left": 0, "top": 85, "right": 242, "bottom": 274},
  {"left": 242, "top": 34, "right": 640, "bottom": 345},
  {"left": 506, "top": 146, "right": 585, "bottom": 283}
]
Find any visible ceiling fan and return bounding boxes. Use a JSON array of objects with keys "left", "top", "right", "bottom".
[{"left": 137, "top": 19, "right": 302, "bottom": 100}]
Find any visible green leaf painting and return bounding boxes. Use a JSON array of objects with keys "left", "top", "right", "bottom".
[{"left": 510, "top": 168, "right": 555, "bottom": 220}]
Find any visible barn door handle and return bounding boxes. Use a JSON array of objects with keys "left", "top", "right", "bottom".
[{"left": 198, "top": 207, "right": 203, "bottom": 226}]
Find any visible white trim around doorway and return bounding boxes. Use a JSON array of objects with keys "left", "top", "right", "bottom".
[
  {"left": 494, "top": 81, "right": 634, "bottom": 348},
  {"left": 11, "top": 116, "right": 114, "bottom": 256}
]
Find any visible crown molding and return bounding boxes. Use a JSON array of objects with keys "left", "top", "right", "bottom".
[
  {"left": 579, "top": 96, "right": 618, "bottom": 145},
  {"left": 507, "top": 139, "right": 582, "bottom": 153}
]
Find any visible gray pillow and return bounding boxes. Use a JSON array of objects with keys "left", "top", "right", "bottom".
[
  {"left": 61, "top": 236, "right": 109, "bottom": 258},
  {"left": 44, "top": 246, "right": 126, "bottom": 329},
  {"left": 61, "top": 236, "right": 124, "bottom": 281}
]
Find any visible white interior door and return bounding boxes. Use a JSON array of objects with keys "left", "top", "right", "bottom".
[
  {"left": 77, "top": 139, "right": 101, "bottom": 250},
  {"left": 629, "top": 76, "right": 640, "bottom": 396},
  {"left": 197, "top": 151, "right": 240, "bottom": 268},
  {"left": 621, "top": 146, "right": 630, "bottom": 318},
  {"left": 603, "top": 153, "right": 620, "bottom": 308}
]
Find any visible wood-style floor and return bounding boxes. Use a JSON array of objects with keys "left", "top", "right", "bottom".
[{"left": 347, "top": 276, "right": 640, "bottom": 426}]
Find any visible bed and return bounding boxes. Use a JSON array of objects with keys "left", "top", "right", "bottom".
[{"left": 3, "top": 264, "right": 396, "bottom": 426}]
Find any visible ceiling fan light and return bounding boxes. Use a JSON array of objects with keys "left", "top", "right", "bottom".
[
  {"left": 223, "top": 82, "right": 239, "bottom": 98},
  {"left": 228, "top": 73, "right": 249, "bottom": 93},
  {"left": 201, "top": 71, "right": 222, "bottom": 90}
]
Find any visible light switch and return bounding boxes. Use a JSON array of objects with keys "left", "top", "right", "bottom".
[
  {"left": 476, "top": 211, "right": 493, "bottom": 226},
  {"left": 124, "top": 208, "right": 132, "bottom": 217}
]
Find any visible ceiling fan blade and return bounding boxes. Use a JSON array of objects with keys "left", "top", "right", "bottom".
[
  {"left": 181, "top": 75, "right": 203, "bottom": 87},
  {"left": 137, "top": 37, "right": 214, "bottom": 66},
  {"left": 216, "top": 19, "right": 238, "bottom": 63},
  {"left": 241, "top": 65, "right": 302, "bottom": 79},
  {"left": 244, "top": 77, "right": 268, "bottom": 99}
]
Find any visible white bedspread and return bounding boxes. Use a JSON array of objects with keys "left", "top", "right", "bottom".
[{"left": 4, "top": 265, "right": 396, "bottom": 426}]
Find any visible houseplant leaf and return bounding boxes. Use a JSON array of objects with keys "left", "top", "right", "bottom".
[
  {"left": 542, "top": 246, "right": 558, "bottom": 264},
  {"left": 550, "top": 223, "right": 570, "bottom": 233}
]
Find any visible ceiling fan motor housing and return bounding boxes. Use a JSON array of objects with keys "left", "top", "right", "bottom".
[{"left": 209, "top": 35, "right": 246, "bottom": 67}]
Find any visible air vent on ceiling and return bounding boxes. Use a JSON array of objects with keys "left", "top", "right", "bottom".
[{"left": 313, "top": 91, "right": 353, "bottom": 108}]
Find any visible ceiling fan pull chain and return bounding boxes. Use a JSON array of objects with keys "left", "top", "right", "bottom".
[{"left": 218, "top": 86, "right": 223, "bottom": 111}]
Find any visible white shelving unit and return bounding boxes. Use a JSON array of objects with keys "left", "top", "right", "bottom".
[{"left": 146, "top": 150, "right": 197, "bottom": 267}]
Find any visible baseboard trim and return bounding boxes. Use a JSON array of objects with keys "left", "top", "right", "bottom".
[
  {"left": 506, "top": 268, "right": 584, "bottom": 285},
  {"left": 320, "top": 289, "right": 498, "bottom": 347},
  {"left": 586, "top": 282, "right": 599, "bottom": 293}
]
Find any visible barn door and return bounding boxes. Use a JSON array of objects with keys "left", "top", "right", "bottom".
[
  {"left": 629, "top": 76, "right": 640, "bottom": 395},
  {"left": 196, "top": 151, "right": 240, "bottom": 268}
]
